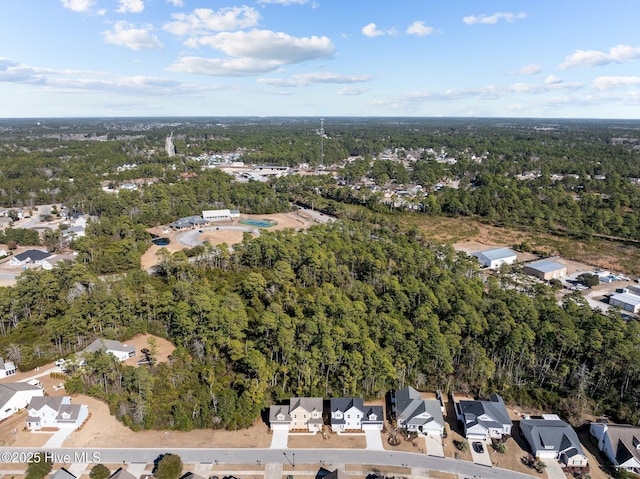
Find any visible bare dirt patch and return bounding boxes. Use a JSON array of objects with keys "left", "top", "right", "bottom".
[{"left": 120, "top": 333, "right": 176, "bottom": 366}]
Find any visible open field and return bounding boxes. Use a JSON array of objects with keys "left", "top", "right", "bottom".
[{"left": 407, "top": 215, "right": 640, "bottom": 276}]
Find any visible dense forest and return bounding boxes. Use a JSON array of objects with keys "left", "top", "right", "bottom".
[{"left": 0, "top": 117, "right": 640, "bottom": 431}]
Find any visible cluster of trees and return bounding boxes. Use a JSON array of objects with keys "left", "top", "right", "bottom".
[{"left": 2, "top": 216, "right": 640, "bottom": 430}]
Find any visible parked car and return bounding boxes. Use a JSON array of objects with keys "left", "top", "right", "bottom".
[
  {"left": 55, "top": 358, "right": 65, "bottom": 367},
  {"left": 472, "top": 441, "right": 484, "bottom": 453}
]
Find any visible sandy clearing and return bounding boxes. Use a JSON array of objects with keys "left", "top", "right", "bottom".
[{"left": 141, "top": 213, "right": 315, "bottom": 270}]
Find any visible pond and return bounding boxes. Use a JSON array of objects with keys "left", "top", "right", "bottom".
[{"left": 152, "top": 237, "right": 170, "bottom": 246}]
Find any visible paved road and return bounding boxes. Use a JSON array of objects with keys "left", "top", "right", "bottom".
[{"left": 0, "top": 448, "right": 536, "bottom": 479}]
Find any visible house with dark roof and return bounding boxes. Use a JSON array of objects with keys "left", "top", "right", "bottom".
[
  {"left": 454, "top": 392, "right": 512, "bottom": 440},
  {"left": 0, "top": 382, "right": 44, "bottom": 421},
  {"left": 0, "top": 357, "right": 17, "bottom": 378},
  {"left": 169, "top": 216, "right": 209, "bottom": 230},
  {"left": 472, "top": 247, "right": 517, "bottom": 269},
  {"left": 9, "top": 249, "right": 51, "bottom": 267},
  {"left": 395, "top": 387, "right": 445, "bottom": 437},
  {"left": 26, "top": 396, "right": 88, "bottom": 430},
  {"left": 329, "top": 397, "right": 383, "bottom": 432},
  {"left": 268, "top": 397, "right": 323, "bottom": 432},
  {"left": 82, "top": 338, "right": 136, "bottom": 361},
  {"left": 520, "top": 415, "right": 588, "bottom": 467},
  {"left": 591, "top": 421, "right": 640, "bottom": 474}
]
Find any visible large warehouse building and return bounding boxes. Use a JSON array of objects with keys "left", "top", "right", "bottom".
[{"left": 523, "top": 260, "right": 567, "bottom": 281}]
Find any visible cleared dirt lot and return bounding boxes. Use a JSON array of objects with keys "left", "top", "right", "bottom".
[{"left": 141, "top": 212, "right": 316, "bottom": 270}]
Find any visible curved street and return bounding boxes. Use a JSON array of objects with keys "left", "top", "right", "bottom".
[{"left": 1, "top": 447, "right": 537, "bottom": 479}]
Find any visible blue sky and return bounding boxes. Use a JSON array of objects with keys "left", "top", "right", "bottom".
[{"left": 2, "top": 0, "right": 640, "bottom": 118}]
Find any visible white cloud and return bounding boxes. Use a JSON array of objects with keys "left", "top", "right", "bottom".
[
  {"left": 166, "top": 0, "right": 183, "bottom": 6},
  {"left": 60, "top": 0, "right": 95, "bottom": 13},
  {"left": 187, "top": 30, "right": 334, "bottom": 64},
  {"left": 258, "top": 72, "right": 372, "bottom": 87},
  {"left": 117, "top": 0, "right": 144, "bottom": 14},
  {"left": 361, "top": 23, "right": 385, "bottom": 38},
  {"left": 544, "top": 74, "right": 562, "bottom": 84},
  {"left": 592, "top": 76, "right": 640, "bottom": 90},
  {"left": 163, "top": 7, "right": 260, "bottom": 36},
  {"left": 406, "top": 21, "right": 434, "bottom": 37},
  {"left": 515, "top": 64, "right": 541, "bottom": 75},
  {"left": 103, "top": 22, "right": 164, "bottom": 50},
  {"left": 256, "top": 0, "right": 310, "bottom": 4},
  {"left": 337, "top": 86, "right": 367, "bottom": 96},
  {"left": 168, "top": 56, "right": 282, "bottom": 76},
  {"left": 463, "top": 12, "right": 526, "bottom": 25},
  {"left": 560, "top": 44, "right": 640, "bottom": 69}
]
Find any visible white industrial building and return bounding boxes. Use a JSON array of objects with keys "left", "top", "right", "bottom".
[
  {"left": 202, "top": 209, "right": 240, "bottom": 221},
  {"left": 472, "top": 247, "right": 517, "bottom": 269}
]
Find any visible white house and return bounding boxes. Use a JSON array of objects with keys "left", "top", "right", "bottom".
[
  {"left": 9, "top": 249, "right": 51, "bottom": 267},
  {"left": 82, "top": 338, "right": 136, "bottom": 361},
  {"left": 472, "top": 247, "right": 517, "bottom": 269},
  {"left": 521, "top": 415, "right": 588, "bottom": 467},
  {"left": 454, "top": 393, "right": 512, "bottom": 440},
  {"left": 26, "top": 396, "right": 89, "bottom": 430},
  {"left": 330, "top": 397, "right": 383, "bottom": 432},
  {"left": 0, "top": 382, "right": 44, "bottom": 421},
  {"left": 591, "top": 422, "right": 640, "bottom": 474},
  {"left": 395, "top": 387, "right": 445, "bottom": 437},
  {"left": 0, "top": 357, "right": 17, "bottom": 378}
]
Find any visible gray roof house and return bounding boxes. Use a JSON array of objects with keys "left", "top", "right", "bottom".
[
  {"left": 269, "top": 397, "right": 323, "bottom": 432},
  {"left": 472, "top": 247, "right": 517, "bottom": 269},
  {"left": 0, "top": 382, "right": 44, "bottom": 421},
  {"left": 520, "top": 415, "right": 588, "bottom": 467},
  {"left": 330, "top": 397, "right": 383, "bottom": 432},
  {"left": 109, "top": 468, "right": 137, "bottom": 479},
  {"left": 395, "top": 387, "right": 445, "bottom": 437},
  {"left": 50, "top": 469, "right": 77, "bottom": 479},
  {"left": 590, "top": 422, "right": 640, "bottom": 474},
  {"left": 0, "top": 357, "right": 17, "bottom": 378},
  {"left": 26, "top": 396, "right": 89, "bottom": 430},
  {"left": 455, "top": 393, "right": 512, "bottom": 440},
  {"left": 82, "top": 338, "right": 136, "bottom": 361}
]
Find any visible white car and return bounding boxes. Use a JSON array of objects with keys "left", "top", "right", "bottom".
[{"left": 54, "top": 358, "right": 65, "bottom": 367}]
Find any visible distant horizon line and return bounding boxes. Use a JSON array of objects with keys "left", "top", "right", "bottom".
[{"left": 1, "top": 115, "right": 639, "bottom": 122}]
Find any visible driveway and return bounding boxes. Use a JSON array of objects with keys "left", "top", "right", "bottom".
[
  {"left": 425, "top": 435, "right": 444, "bottom": 457},
  {"left": 43, "top": 428, "right": 73, "bottom": 448},
  {"left": 365, "top": 429, "right": 384, "bottom": 450},
  {"left": 269, "top": 429, "right": 289, "bottom": 449},
  {"left": 469, "top": 440, "right": 492, "bottom": 466},
  {"left": 541, "top": 458, "right": 566, "bottom": 479}
]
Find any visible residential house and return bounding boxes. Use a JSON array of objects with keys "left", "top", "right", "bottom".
[
  {"left": 0, "top": 357, "right": 17, "bottom": 378},
  {"left": 395, "top": 387, "right": 445, "bottom": 437},
  {"left": 169, "top": 216, "right": 209, "bottom": 230},
  {"left": 9, "top": 249, "right": 51, "bottom": 267},
  {"left": 50, "top": 469, "right": 77, "bottom": 479},
  {"left": 472, "top": 247, "right": 517, "bottom": 270},
  {"left": 523, "top": 260, "right": 567, "bottom": 281},
  {"left": 268, "top": 397, "right": 323, "bottom": 432},
  {"left": 26, "top": 396, "right": 89, "bottom": 430},
  {"left": 0, "top": 248, "right": 8, "bottom": 257},
  {"left": 454, "top": 392, "right": 512, "bottom": 440},
  {"left": 0, "top": 382, "right": 44, "bottom": 421},
  {"left": 109, "top": 468, "right": 137, "bottom": 479},
  {"left": 323, "top": 470, "right": 351, "bottom": 479},
  {"left": 181, "top": 473, "right": 206, "bottom": 479},
  {"left": 82, "top": 338, "right": 136, "bottom": 361},
  {"left": 590, "top": 421, "right": 640, "bottom": 474},
  {"left": 520, "top": 415, "right": 588, "bottom": 467},
  {"left": 42, "top": 253, "right": 78, "bottom": 271},
  {"left": 330, "top": 397, "right": 383, "bottom": 432}
]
